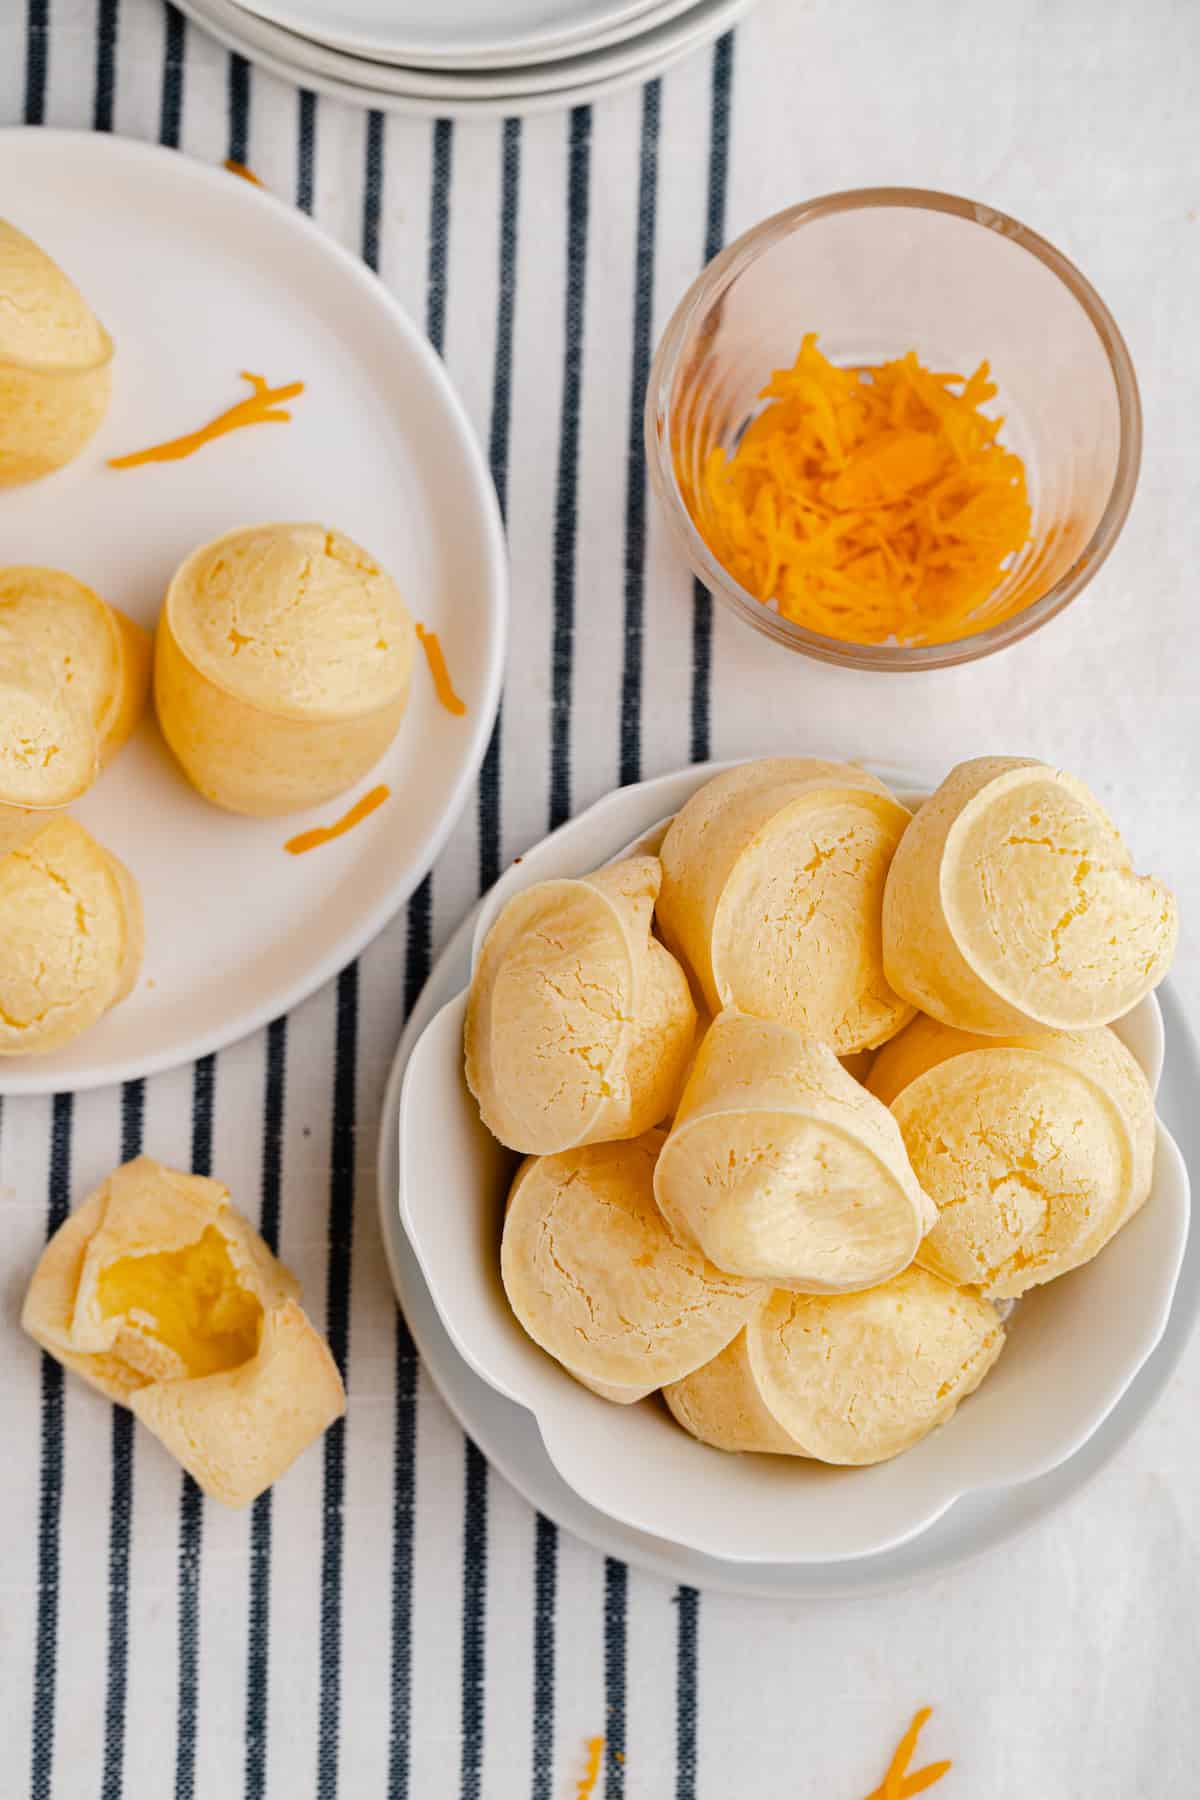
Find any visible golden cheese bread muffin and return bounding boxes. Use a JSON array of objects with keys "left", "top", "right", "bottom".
[
  {"left": 656, "top": 757, "right": 914, "bottom": 1055},
  {"left": 886, "top": 1040, "right": 1137, "bottom": 1298},
  {"left": 155, "top": 523, "right": 416, "bottom": 815},
  {"left": 466, "top": 855, "right": 696, "bottom": 1155},
  {"left": 0, "top": 219, "right": 114, "bottom": 485},
  {"left": 882, "top": 756, "right": 1177, "bottom": 1034},
  {"left": 0, "top": 810, "right": 142, "bottom": 1055},
  {"left": 22, "top": 1156, "right": 345, "bottom": 1506},
  {"left": 0, "top": 566, "right": 151, "bottom": 800},
  {"left": 0, "top": 638, "right": 97, "bottom": 809},
  {"left": 664, "top": 1267, "right": 1004, "bottom": 1465},
  {"left": 653, "top": 1010, "right": 935, "bottom": 1293},
  {"left": 501, "top": 1132, "right": 761, "bottom": 1402}
]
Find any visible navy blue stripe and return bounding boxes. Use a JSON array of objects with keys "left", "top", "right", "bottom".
[
  {"left": 530, "top": 1512, "right": 558, "bottom": 1800},
  {"left": 619, "top": 80, "right": 662, "bottom": 790},
  {"left": 603, "top": 1558, "right": 628, "bottom": 1800},
  {"left": 228, "top": 53, "right": 251, "bottom": 167},
  {"left": 297, "top": 90, "right": 317, "bottom": 214},
  {"left": 387, "top": 1305, "right": 417, "bottom": 1800},
  {"left": 244, "top": 1017, "right": 288, "bottom": 1800},
  {"left": 24, "top": 0, "right": 48, "bottom": 124},
  {"left": 427, "top": 120, "right": 453, "bottom": 357},
  {"left": 459, "top": 1440, "right": 489, "bottom": 1800},
  {"left": 363, "top": 110, "right": 384, "bottom": 272},
  {"left": 94, "top": 0, "right": 119, "bottom": 132},
  {"left": 176, "top": 1056, "right": 215, "bottom": 1800},
  {"left": 690, "top": 32, "right": 736, "bottom": 767},
  {"left": 99, "top": 1081, "right": 145, "bottom": 1800},
  {"left": 674, "top": 1587, "right": 699, "bottom": 1800},
  {"left": 316, "top": 964, "right": 358, "bottom": 1800},
  {"left": 478, "top": 119, "right": 521, "bottom": 905},
  {"left": 549, "top": 106, "right": 593, "bottom": 831},
  {"left": 160, "top": 4, "right": 186, "bottom": 149},
  {"left": 30, "top": 1094, "right": 73, "bottom": 1800}
]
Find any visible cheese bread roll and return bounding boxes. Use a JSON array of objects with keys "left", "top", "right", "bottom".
[
  {"left": 654, "top": 1010, "right": 934, "bottom": 1292},
  {"left": 155, "top": 523, "right": 416, "bottom": 815},
  {"left": 882, "top": 756, "right": 1177, "bottom": 1034},
  {"left": 656, "top": 758, "right": 913, "bottom": 1054},
  {"left": 22, "top": 1156, "right": 345, "bottom": 1507},
  {"left": 0, "top": 639, "right": 97, "bottom": 808},
  {"left": 466, "top": 856, "right": 696, "bottom": 1154},
  {"left": 0, "top": 566, "right": 150, "bottom": 789},
  {"left": 0, "top": 811, "right": 142, "bottom": 1055},
  {"left": 888, "top": 1042, "right": 1137, "bottom": 1297},
  {"left": 0, "top": 219, "right": 114, "bottom": 485},
  {"left": 665, "top": 1267, "right": 1004, "bottom": 1465},
  {"left": 502, "top": 1132, "right": 760, "bottom": 1401}
]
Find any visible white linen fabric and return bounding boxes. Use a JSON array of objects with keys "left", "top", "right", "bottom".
[{"left": 0, "top": 3, "right": 1197, "bottom": 1796}]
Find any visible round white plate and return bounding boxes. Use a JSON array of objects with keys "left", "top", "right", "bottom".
[
  {"left": 178, "top": 0, "right": 752, "bottom": 114},
  {"left": 0, "top": 131, "right": 506, "bottom": 1096},
  {"left": 377, "top": 772, "right": 1200, "bottom": 1598},
  {"left": 242, "top": 0, "right": 689, "bottom": 66}
]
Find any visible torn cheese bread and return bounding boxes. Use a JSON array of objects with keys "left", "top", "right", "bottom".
[
  {"left": 656, "top": 757, "right": 914, "bottom": 1055},
  {"left": 0, "top": 810, "right": 142, "bottom": 1055},
  {"left": 882, "top": 756, "right": 1177, "bottom": 1034},
  {"left": 653, "top": 1010, "right": 935, "bottom": 1293},
  {"left": 501, "top": 1131, "right": 760, "bottom": 1402},
  {"left": 22, "top": 1156, "right": 344, "bottom": 1506},
  {"left": 665, "top": 1267, "right": 1004, "bottom": 1465},
  {"left": 0, "top": 566, "right": 150, "bottom": 803},
  {"left": 466, "top": 855, "right": 697, "bottom": 1155},
  {"left": 886, "top": 1041, "right": 1138, "bottom": 1298},
  {"left": 155, "top": 523, "right": 416, "bottom": 815},
  {"left": 0, "top": 219, "right": 114, "bottom": 485}
]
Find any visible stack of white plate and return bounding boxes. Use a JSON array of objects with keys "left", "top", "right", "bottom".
[{"left": 178, "top": 0, "right": 757, "bottom": 116}]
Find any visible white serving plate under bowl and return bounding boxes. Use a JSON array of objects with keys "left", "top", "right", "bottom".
[{"left": 396, "top": 763, "right": 1189, "bottom": 1566}]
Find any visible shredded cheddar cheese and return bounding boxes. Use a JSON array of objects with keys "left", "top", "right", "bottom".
[
  {"left": 108, "top": 372, "right": 304, "bottom": 469},
  {"left": 416, "top": 624, "right": 467, "bottom": 716},
  {"left": 575, "top": 1737, "right": 604, "bottom": 1799},
  {"left": 284, "top": 784, "right": 389, "bottom": 856},
  {"left": 690, "top": 335, "right": 1030, "bottom": 647},
  {"left": 864, "top": 1707, "right": 951, "bottom": 1800},
  {"left": 224, "top": 159, "right": 263, "bottom": 186}
]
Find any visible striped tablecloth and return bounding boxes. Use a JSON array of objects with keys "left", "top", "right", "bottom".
[{"left": 3, "top": 3, "right": 1199, "bottom": 1796}]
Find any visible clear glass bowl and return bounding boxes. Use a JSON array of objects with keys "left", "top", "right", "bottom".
[{"left": 645, "top": 188, "right": 1141, "bottom": 672}]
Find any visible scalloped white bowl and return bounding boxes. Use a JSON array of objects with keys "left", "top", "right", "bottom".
[{"left": 396, "top": 764, "right": 1188, "bottom": 1564}]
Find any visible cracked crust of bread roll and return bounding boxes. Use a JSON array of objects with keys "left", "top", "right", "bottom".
[
  {"left": 0, "top": 219, "right": 114, "bottom": 486},
  {"left": 22, "top": 1156, "right": 344, "bottom": 1507},
  {"left": 0, "top": 811, "right": 142, "bottom": 1055},
  {"left": 868, "top": 1012, "right": 1155, "bottom": 1240},
  {"left": 501, "top": 1132, "right": 761, "bottom": 1398},
  {"left": 0, "top": 566, "right": 151, "bottom": 789},
  {"left": 889, "top": 1046, "right": 1136, "bottom": 1298},
  {"left": 0, "top": 639, "right": 97, "bottom": 808},
  {"left": 882, "top": 756, "right": 1177, "bottom": 1034},
  {"left": 155, "top": 523, "right": 416, "bottom": 815},
  {"left": 466, "top": 855, "right": 696, "bottom": 1155},
  {"left": 653, "top": 1010, "right": 935, "bottom": 1293},
  {"left": 665, "top": 1268, "right": 1004, "bottom": 1465},
  {"left": 129, "top": 1299, "right": 346, "bottom": 1508},
  {"left": 656, "top": 757, "right": 914, "bottom": 1055}
]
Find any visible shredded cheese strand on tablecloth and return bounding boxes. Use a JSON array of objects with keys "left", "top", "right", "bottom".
[
  {"left": 864, "top": 1706, "right": 951, "bottom": 1799},
  {"left": 108, "top": 372, "right": 304, "bottom": 468},
  {"left": 575, "top": 1736, "right": 604, "bottom": 1798},
  {"left": 691, "top": 334, "right": 1030, "bottom": 647}
]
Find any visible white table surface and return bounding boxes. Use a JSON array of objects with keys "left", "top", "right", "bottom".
[{"left": 0, "top": 2, "right": 1197, "bottom": 1796}]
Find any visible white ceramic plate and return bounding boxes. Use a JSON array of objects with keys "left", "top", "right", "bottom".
[
  {"left": 0, "top": 131, "right": 506, "bottom": 1096},
  {"left": 241, "top": 0, "right": 693, "bottom": 66},
  {"left": 394, "top": 765, "right": 1188, "bottom": 1565},
  {"left": 376, "top": 894, "right": 1200, "bottom": 1599},
  {"left": 178, "top": 0, "right": 752, "bottom": 114}
]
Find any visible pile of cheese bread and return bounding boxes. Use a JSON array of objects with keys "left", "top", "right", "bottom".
[
  {"left": 465, "top": 756, "right": 1177, "bottom": 1467},
  {"left": 0, "top": 219, "right": 415, "bottom": 1058}
]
